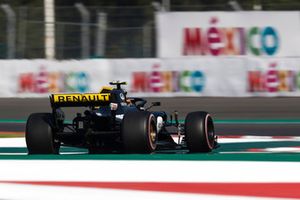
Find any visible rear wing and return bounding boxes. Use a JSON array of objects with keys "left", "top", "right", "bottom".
[{"left": 50, "top": 93, "right": 111, "bottom": 108}]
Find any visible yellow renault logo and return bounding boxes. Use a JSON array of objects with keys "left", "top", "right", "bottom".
[{"left": 52, "top": 93, "right": 110, "bottom": 103}]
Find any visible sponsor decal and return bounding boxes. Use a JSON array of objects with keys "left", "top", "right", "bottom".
[
  {"left": 52, "top": 93, "right": 110, "bottom": 103},
  {"left": 248, "top": 62, "right": 299, "bottom": 93},
  {"left": 183, "top": 17, "right": 280, "bottom": 56},
  {"left": 18, "top": 66, "right": 90, "bottom": 94},
  {"left": 131, "top": 64, "right": 205, "bottom": 93}
]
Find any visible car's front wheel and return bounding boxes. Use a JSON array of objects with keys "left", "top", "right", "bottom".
[{"left": 185, "top": 111, "right": 215, "bottom": 153}]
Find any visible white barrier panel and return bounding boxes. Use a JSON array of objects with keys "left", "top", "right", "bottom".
[
  {"left": 156, "top": 12, "right": 300, "bottom": 57},
  {"left": 113, "top": 57, "right": 300, "bottom": 97},
  {"left": 111, "top": 58, "right": 247, "bottom": 97},
  {"left": 0, "top": 59, "right": 112, "bottom": 97},
  {"left": 1, "top": 58, "right": 300, "bottom": 97},
  {"left": 246, "top": 57, "right": 300, "bottom": 97}
]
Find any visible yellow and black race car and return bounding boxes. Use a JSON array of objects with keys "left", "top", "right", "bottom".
[{"left": 25, "top": 81, "right": 217, "bottom": 154}]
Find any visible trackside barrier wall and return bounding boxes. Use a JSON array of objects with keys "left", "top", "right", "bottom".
[
  {"left": 1, "top": 58, "right": 300, "bottom": 97},
  {"left": 1, "top": 11, "right": 300, "bottom": 97},
  {"left": 156, "top": 11, "right": 300, "bottom": 58}
]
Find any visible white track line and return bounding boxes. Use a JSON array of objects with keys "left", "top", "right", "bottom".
[
  {"left": 0, "top": 137, "right": 26, "bottom": 147},
  {"left": 0, "top": 160, "right": 300, "bottom": 183},
  {"left": 2, "top": 136, "right": 300, "bottom": 149}
]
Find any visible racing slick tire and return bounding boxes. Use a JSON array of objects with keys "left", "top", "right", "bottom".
[
  {"left": 122, "top": 111, "right": 157, "bottom": 153},
  {"left": 185, "top": 111, "right": 215, "bottom": 153},
  {"left": 26, "top": 113, "right": 60, "bottom": 154}
]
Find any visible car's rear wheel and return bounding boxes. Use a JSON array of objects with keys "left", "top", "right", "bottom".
[
  {"left": 26, "top": 113, "right": 60, "bottom": 154},
  {"left": 185, "top": 111, "right": 215, "bottom": 153},
  {"left": 122, "top": 111, "right": 157, "bottom": 153}
]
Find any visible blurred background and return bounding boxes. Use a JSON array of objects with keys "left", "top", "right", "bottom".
[
  {"left": 0, "top": 2, "right": 300, "bottom": 200},
  {"left": 0, "top": 0, "right": 299, "bottom": 116},
  {"left": 0, "top": 0, "right": 298, "bottom": 59}
]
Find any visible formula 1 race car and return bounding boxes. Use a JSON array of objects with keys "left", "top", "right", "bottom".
[{"left": 25, "top": 81, "right": 217, "bottom": 154}]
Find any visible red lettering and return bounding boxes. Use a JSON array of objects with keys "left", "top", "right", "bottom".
[
  {"left": 266, "top": 63, "right": 278, "bottom": 92},
  {"left": 207, "top": 27, "right": 223, "bottom": 56},
  {"left": 183, "top": 28, "right": 204, "bottom": 55},
  {"left": 18, "top": 73, "right": 35, "bottom": 92},
  {"left": 150, "top": 64, "right": 162, "bottom": 92},
  {"left": 248, "top": 71, "right": 265, "bottom": 92},
  {"left": 131, "top": 72, "right": 148, "bottom": 92}
]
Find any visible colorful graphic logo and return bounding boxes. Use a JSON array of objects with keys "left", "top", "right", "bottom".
[
  {"left": 183, "top": 17, "right": 280, "bottom": 56},
  {"left": 248, "top": 62, "right": 298, "bottom": 93},
  {"left": 18, "top": 66, "right": 90, "bottom": 93},
  {"left": 131, "top": 64, "right": 205, "bottom": 93}
]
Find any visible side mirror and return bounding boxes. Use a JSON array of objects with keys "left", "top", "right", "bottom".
[
  {"left": 146, "top": 102, "right": 161, "bottom": 111},
  {"left": 152, "top": 102, "right": 161, "bottom": 106}
]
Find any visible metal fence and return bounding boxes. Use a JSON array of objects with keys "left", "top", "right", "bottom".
[
  {"left": 0, "top": 2, "right": 300, "bottom": 59},
  {"left": 0, "top": 4, "right": 155, "bottom": 59}
]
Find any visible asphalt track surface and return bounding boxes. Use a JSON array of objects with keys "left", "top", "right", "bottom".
[{"left": 0, "top": 97, "right": 300, "bottom": 136}]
